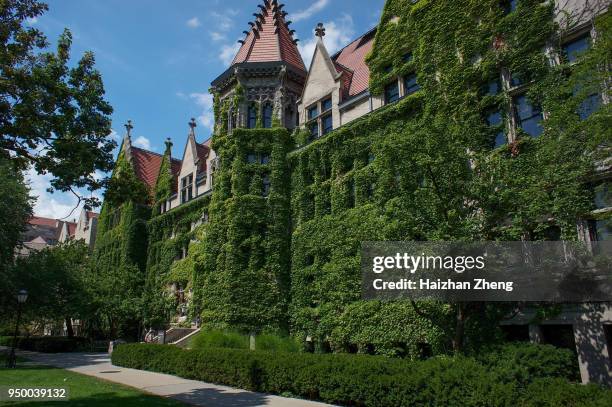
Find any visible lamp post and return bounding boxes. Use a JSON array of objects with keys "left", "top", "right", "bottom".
[{"left": 6, "top": 289, "right": 28, "bottom": 368}]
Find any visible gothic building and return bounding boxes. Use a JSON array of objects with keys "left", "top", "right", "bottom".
[{"left": 96, "top": 0, "right": 611, "bottom": 385}]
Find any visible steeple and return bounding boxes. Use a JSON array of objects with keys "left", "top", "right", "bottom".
[
  {"left": 188, "top": 117, "right": 197, "bottom": 139},
  {"left": 231, "top": 0, "right": 305, "bottom": 72},
  {"left": 123, "top": 120, "right": 133, "bottom": 162}
]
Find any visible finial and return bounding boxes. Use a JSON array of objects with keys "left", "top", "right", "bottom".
[
  {"left": 164, "top": 137, "right": 173, "bottom": 153},
  {"left": 124, "top": 120, "right": 133, "bottom": 136},
  {"left": 189, "top": 118, "right": 197, "bottom": 136},
  {"left": 315, "top": 23, "right": 325, "bottom": 39}
]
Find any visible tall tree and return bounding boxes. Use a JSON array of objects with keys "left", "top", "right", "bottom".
[{"left": 0, "top": 0, "right": 115, "bottom": 210}]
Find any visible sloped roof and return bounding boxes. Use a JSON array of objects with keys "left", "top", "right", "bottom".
[
  {"left": 29, "top": 216, "right": 59, "bottom": 228},
  {"left": 332, "top": 27, "right": 377, "bottom": 99},
  {"left": 131, "top": 147, "right": 182, "bottom": 197},
  {"left": 232, "top": 1, "right": 305, "bottom": 72}
]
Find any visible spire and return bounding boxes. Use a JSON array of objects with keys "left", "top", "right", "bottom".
[
  {"left": 164, "top": 137, "right": 173, "bottom": 155},
  {"left": 123, "top": 120, "right": 133, "bottom": 162},
  {"left": 231, "top": 1, "right": 305, "bottom": 72}
]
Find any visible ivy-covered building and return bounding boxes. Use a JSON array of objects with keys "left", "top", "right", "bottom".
[{"left": 95, "top": 0, "right": 611, "bottom": 384}]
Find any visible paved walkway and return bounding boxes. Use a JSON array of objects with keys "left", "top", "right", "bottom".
[{"left": 4, "top": 348, "right": 334, "bottom": 407}]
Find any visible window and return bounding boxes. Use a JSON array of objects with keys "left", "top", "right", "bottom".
[
  {"left": 403, "top": 52, "right": 413, "bottom": 63},
  {"left": 486, "top": 110, "right": 506, "bottom": 147},
  {"left": 385, "top": 81, "right": 400, "bottom": 104},
  {"left": 307, "top": 105, "right": 319, "bottom": 120},
  {"left": 262, "top": 174, "right": 271, "bottom": 197},
  {"left": 403, "top": 73, "right": 420, "bottom": 96},
  {"left": 260, "top": 154, "right": 270, "bottom": 164},
  {"left": 322, "top": 97, "right": 332, "bottom": 112},
  {"left": 483, "top": 79, "right": 501, "bottom": 96},
  {"left": 589, "top": 219, "right": 612, "bottom": 242},
  {"left": 368, "top": 153, "right": 375, "bottom": 164},
  {"left": 502, "top": 0, "right": 517, "bottom": 14},
  {"left": 180, "top": 174, "right": 194, "bottom": 204},
  {"left": 309, "top": 122, "right": 319, "bottom": 140},
  {"left": 563, "top": 33, "right": 591, "bottom": 63},
  {"left": 247, "top": 105, "right": 257, "bottom": 129},
  {"left": 383, "top": 64, "right": 393, "bottom": 73},
  {"left": 263, "top": 103, "right": 273, "bottom": 128},
  {"left": 510, "top": 72, "right": 523, "bottom": 88},
  {"left": 514, "top": 95, "right": 543, "bottom": 137},
  {"left": 247, "top": 153, "right": 258, "bottom": 164},
  {"left": 594, "top": 182, "right": 611, "bottom": 210},
  {"left": 578, "top": 93, "right": 601, "bottom": 120},
  {"left": 322, "top": 114, "right": 333, "bottom": 136}
]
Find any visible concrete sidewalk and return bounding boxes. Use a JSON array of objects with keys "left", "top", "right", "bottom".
[{"left": 4, "top": 348, "right": 334, "bottom": 407}]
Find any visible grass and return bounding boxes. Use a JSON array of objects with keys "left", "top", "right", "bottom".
[{"left": 0, "top": 361, "right": 185, "bottom": 406}]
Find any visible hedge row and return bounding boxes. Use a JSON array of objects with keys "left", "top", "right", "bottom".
[
  {"left": 111, "top": 343, "right": 611, "bottom": 407},
  {"left": 0, "top": 336, "right": 90, "bottom": 353}
]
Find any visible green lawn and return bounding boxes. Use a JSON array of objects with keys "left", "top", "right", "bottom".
[{"left": 0, "top": 357, "right": 185, "bottom": 406}]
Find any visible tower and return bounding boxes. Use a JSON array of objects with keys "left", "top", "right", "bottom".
[{"left": 210, "top": 0, "right": 306, "bottom": 131}]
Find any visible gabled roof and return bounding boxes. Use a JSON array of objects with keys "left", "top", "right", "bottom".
[
  {"left": 331, "top": 27, "right": 377, "bottom": 99},
  {"left": 29, "top": 216, "right": 59, "bottom": 228},
  {"left": 131, "top": 147, "right": 181, "bottom": 196},
  {"left": 231, "top": 0, "right": 305, "bottom": 72}
]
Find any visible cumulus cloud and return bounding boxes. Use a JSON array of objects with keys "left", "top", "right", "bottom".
[
  {"left": 219, "top": 42, "right": 240, "bottom": 65},
  {"left": 210, "top": 31, "right": 226, "bottom": 41},
  {"left": 186, "top": 17, "right": 201, "bottom": 28},
  {"left": 133, "top": 136, "right": 152, "bottom": 150},
  {"left": 291, "top": 0, "right": 329, "bottom": 22},
  {"left": 189, "top": 92, "right": 215, "bottom": 132},
  {"left": 299, "top": 14, "right": 355, "bottom": 67}
]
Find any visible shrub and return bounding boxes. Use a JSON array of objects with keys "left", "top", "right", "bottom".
[
  {"left": 112, "top": 343, "right": 612, "bottom": 407},
  {"left": 0, "top": 336, "right": 90, "bottom": 353},
  {"left": 476, "top": 342, "right": 580, "bottom": 384},
  {"left": 190, "top": 330, "right": 249, "bottom": 350},
  {"left": 255, "top": 334, "right": 299, "bottom": 353}
]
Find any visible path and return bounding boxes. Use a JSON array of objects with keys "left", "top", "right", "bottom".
[{"left": 4, "top": 348, "right": 334, "bottom": 407}]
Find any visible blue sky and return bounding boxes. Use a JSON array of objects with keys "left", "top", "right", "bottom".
[{"left": 28, "top": 0, "right": 385, "bottom": 219}]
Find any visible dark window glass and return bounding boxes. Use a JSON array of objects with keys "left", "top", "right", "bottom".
[
  {"left": 383, "top": 65, "right": 393, "bottom": 73},
  {"left": 247, "top": 154, "right": 258, "bottom": 164},
  {"left": 181, "top": 174, "right": 193, "bottom": 203},
  {"left": 510, "top": 73, "right": 523, "bottom": 87},
  {"left": 563, "top": 34, "right": 591, "bottom": 63},
  {"left": 594, "top": 183, "right": 611, "bottom": 210},
  {"left": 578, "top": 93, "right": 601, "bottom": 120},
  {"left": 263, "top": 104, "right": 273, "bottom": 128},
  {"left": 487, "top": 111, "right": 506, "bottom": 147},
  {"left": 502, "top": 0, "right": 517, "bottom": 14},
  {"left": 263, "top": 174, "right": 271, "bottom": 197},
  {"left": 247, "top": 105, "right": 257, "bottom": 128},
  {"left": 514, "top": 95, "right": 543, "bottom": 137},
  {"left": 322, "top": 114, "right": 333, "bottom": 135},
  {"left": 368, "top": 153, "right": 375, "bottom": 164},
  {"left": 590, "top": 219, "right": 612, "bottom": 242},
  {"left": 309, "top": 122, "right": 319, "bottom": 140},
  {"left": 322, "top": 98, "right": 332, "bottom": 112},
  {"left": 260, "top": 155, "right": 270, "bottom": 164},
  {"left": 403, "top": 52, "right": 413, "bottom": 63},
  {"left": 484, "top": 79, "right": 501, "bottom": 96},
  {"left": 385, "top": 81, "right": 400, "bottom": 104},
  {"left": 403, "top": 73, "right": 420, "bottom": 95},
  {"left": 307, "top": 105, "right": 319, "bottom": 120}
]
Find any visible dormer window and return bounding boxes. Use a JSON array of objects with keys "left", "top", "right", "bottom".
[
  {"left": 305, "top": 96, "right": 334, "bottom": 141},
  {"left": 181, "top": 173, "right": 194, "bottom": 203},
  {"left": 307, "top": 105, "right": 319, "bottom": 120},
  {"left": 322, "top": 97, "right": 332, "bottom": 112},
  {"left": 322, "top": 114, "right": 333, "bottom": 136}
]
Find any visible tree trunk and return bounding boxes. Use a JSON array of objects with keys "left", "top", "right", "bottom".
[
  {"left": 452, "top": 303, "right": 466, "bottom": 353},
  {"left": 65, "top": 317, "right": 74, "bottom": 338}
]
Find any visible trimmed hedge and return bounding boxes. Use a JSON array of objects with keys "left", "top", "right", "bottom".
[
  {"left": 111, "top": 343, "right": 612, "bottom": 406},
  {"left": 0, "top": 336, "right": 90, "bottom": 353}
]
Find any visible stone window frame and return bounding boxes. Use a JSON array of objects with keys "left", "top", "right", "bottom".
[
  {"left": 306, "top": 94, "right": 334, "bottom": 140},
  {"left": 180, "top": 173, "right": 194, "bottom": 204}
]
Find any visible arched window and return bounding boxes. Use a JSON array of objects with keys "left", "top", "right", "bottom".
[
  {"left": 247, "top": 105, "right": 257, "bottom": 129},
  {"left": 263, "top": 103, "right": 273, "bottom": 128}
]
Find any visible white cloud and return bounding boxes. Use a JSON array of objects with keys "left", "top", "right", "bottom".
[
  {"left": 299, "top": 14, "right": 355, "bottom": 67},
  {"left": 25, "top": 17, "right": 38, "bottom": 26},
  {"left": 189, "top": 92, "right": 214, "bottom": 132},
  {"left": 211, "top": 31, "right": 226, "bottom": 41},
  {"left": 219, "top": 42, "right": 240, "bottom": 65},
  {"left": 186, "top": 17, "right": 201, "bottom": 28},
  {"left": 291, "top": 0, "right": 329, "bottom": 22},
  {"left": 210, "top": 11, "right": 233, "bottom": 32},
  {"left": 26, "top": 168, "right": 82, "bottom": 221},
  {"left": 133, "top": 136, "right": 152, "bottom": 150}
]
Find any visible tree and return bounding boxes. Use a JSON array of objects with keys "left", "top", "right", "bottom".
[
  {"left": 0, "top": 157, "right": 33, "bottom": 313},
  {"left": 0, "top": 0, "right": 115, "bottom": 210}
]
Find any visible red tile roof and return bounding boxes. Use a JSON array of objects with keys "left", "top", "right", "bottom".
[
  {"left": 29, "top": 216, "right": 58, "bottom": 228},
  {"left": 131, "top": 147, "right": 164, "bottom": 193},
  {"left": 86, "top": 211, "right": 99, "bottom": 220},
  {"left": 65, "top": 221, "right": 77, "bottom": 237},
  {"left": 332, "top": 27, "right": 377, "bottom": 99},
  {"left": 232, "top": 1, "right": 305, "bottom": 72}
]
